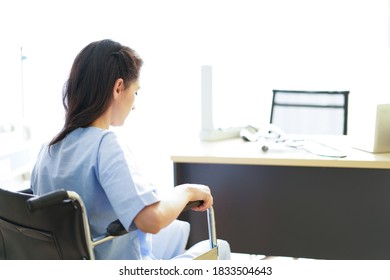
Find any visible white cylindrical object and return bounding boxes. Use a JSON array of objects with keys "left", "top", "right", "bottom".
[{"left": 201, "top": 65, "right": 214, "bottom": 132}]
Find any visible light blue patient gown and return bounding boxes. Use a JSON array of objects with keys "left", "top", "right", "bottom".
[{"left": 31, "top": 127, "right": 230, "bottom": 260}]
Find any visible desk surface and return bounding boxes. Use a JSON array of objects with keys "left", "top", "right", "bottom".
[{"left": 171, "top": 135, "right": 390, "bottom": 169}]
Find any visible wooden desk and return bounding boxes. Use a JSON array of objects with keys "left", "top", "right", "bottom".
[{"left": 171, "top": 136, "right": 390, "bottom": 259}]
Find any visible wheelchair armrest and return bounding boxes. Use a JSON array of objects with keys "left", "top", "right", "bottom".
[
  {"left": 106, "top": 220, "right": 127, "bottom": 236},
  {"left": 27, "top": 189, "right": 69, "bottom": 212}
]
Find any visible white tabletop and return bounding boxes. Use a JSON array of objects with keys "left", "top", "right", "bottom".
[{"left": 171, "top": 135, "right": 390, "bottom": 169}]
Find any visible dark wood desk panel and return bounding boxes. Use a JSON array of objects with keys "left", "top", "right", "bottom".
[{"left": 175, "top": 162, "right": 390, "bottom": 259}]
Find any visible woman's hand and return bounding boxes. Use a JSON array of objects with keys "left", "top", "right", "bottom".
[
  {"left": 176, "top": 183, "right": 213, "bottom": 212},
  {"left": 134, "top": 183, "right": 213, "bottom": 234}
]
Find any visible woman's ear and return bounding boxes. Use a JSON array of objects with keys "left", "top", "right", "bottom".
[{"left": 113, "top": 78, "right": 124, "bottom": 99}]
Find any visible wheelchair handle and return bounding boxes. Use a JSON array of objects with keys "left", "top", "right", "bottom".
[
  {"left": 183, "top": 200, "right": 203, "bottom": 212},
  {"left": 183, "top": 200, "right": 218, "bottom": 249},
  {"left": 27, "top": 189, "right": 69, "bottom": 212}
]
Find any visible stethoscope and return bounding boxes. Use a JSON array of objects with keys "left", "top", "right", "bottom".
[{"left": 240, "top": 125, "right": 347, "bottom": 158}]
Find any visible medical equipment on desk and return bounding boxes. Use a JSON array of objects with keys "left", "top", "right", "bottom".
[{"left": 240, "top": 124, "right": 347, "bottom": 158}]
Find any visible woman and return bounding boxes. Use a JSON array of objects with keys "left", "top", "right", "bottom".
[{"left": 31, "top": 39, "right": 230, "bottom": 260}]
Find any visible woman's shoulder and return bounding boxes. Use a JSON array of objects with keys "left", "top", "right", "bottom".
[
  {"left": 72, "top": 127, "right": 117, "bottom": 140},
  {"left": 62, "top": 127, "right": 119, "bottom": 151}
]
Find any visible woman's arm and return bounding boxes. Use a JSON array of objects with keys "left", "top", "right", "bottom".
[{"left": 133, "top": 183, "right": 213, "bottom": 234}]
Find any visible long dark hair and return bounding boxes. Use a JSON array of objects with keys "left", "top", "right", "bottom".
[{"left": 49, "top": 39, "right": 143, "bottom": 147}]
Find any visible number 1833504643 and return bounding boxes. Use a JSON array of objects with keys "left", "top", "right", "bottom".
[{"left": 212, "top": 266, "right": 272, "bottom": 276}]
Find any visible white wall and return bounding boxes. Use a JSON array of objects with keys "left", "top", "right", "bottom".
[{"left": 1, "top": 0, "right": 389, "bottom": 188}]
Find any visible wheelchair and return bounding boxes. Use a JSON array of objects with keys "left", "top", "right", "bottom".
[{"left": 0, "top": 187, "right": 218, "bottom": 260}]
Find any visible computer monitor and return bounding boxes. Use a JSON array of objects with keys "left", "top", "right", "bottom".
[{"left": 351, "top": 103, "right": 390, "bottom": 153}]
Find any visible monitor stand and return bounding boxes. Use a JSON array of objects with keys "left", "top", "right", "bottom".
[{"left": 199, "top": 65, "right": 243, "bottom": 141}]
